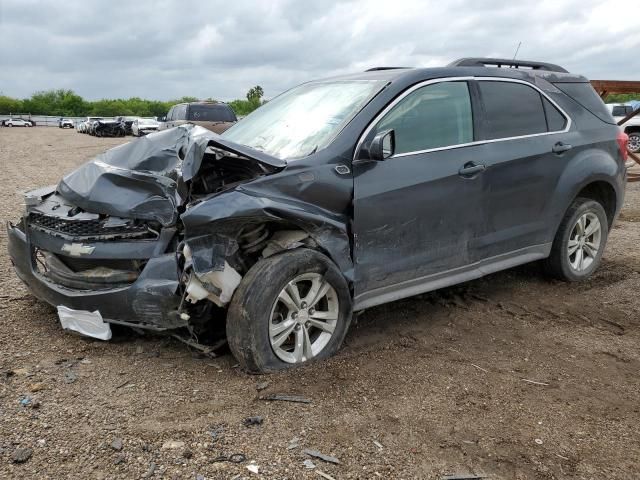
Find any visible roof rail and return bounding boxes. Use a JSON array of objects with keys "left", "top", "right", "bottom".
[
  {"left": 365, "top": 67, "right": 411, "bottom": 72},
  {"left": 449, "top": 58, "right": 568, "bottom": 73}
]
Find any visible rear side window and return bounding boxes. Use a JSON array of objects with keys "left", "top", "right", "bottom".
[
  {"left": 374, "top": 81, "right": 474, "bottom": 154},
  {"left": 542, "top": 97, "right": 567, "bottom": 131},
  {"left": 478, "top": 81, "right": 548, "bottom": 139},
  {"left": 174, "top": 104, "right": 188, "bottom": 120},
  {"left": 553, "top": 82, "right": 616, "bottom": 124},
  {"left": 612, "top": 105, "right": 632, "bottom": 117},
  {"left": 188, "top": 104, "right": 237, "bottom": 122}
]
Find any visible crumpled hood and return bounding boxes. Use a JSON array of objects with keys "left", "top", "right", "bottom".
[{"left": 57, "top": 124, "right": 285, "bottom": 226}]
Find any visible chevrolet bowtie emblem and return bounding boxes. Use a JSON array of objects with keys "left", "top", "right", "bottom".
[{"left": 61, "top": 243, "right": 95, "bottom": 257}]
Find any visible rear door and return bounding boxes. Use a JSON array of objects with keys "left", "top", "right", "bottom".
[
  {"left": 353, "top": 80, "right": 486, "bottom": 302},
  {"left": 472, "top": 79, "right": 572, "bottom": 260}
]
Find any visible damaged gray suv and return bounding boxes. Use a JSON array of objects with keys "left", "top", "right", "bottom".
[{"left": 8, "top": 58, "right": 627, "bottom": 372}]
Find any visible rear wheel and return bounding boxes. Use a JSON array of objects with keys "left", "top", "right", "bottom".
[
  {"left": 628, "top": 132, "right": 640, "bottom": 153},
  {"left": 226, "top": 248, "right": 352, "bottom": 373},
  {"left": 543, "top": 197, "right": 608, "bottom": 281}
]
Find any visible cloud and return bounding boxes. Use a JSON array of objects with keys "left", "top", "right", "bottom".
[{"left": 0, "top": 0, "right": 638, "bottom": 101}]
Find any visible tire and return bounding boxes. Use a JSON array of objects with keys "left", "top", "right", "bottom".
[
  {"left": 543, "top": 197, "right": 608, "bottom": 281},
  {"left": 227, "top": 248, "right": 352, "bottom": 373},
  {"left": 628, "top": 132, "right": 640, "bottom": 154}
]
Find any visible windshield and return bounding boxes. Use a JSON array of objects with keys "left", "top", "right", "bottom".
[
  {"left": 221, "top": 80, "right": 384, "bottom": 159},
  {"left": 139, "top": 118, "right": 159, "bottom": 125}
]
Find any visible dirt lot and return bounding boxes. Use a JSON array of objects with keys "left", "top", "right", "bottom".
[{"left": 0, "top": 127, "right": 639, "bottom": 480}]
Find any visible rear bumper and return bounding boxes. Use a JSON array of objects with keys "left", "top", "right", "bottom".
[{"left": 7, "top": 221, "right": 185, "bottom": 330}]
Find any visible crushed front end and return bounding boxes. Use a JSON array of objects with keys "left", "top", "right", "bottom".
[
  {"left": 7, "top": 189, "right": 184, "bottom": 331},
  {"left": 6, "top": 125, "right": 286, "bottom": 338}
]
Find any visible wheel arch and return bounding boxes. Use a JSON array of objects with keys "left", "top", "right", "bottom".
[
  {"left": 548, "top": 147, "right": 625, "bottom": 239},
  {"left": 574, "top": 181, "right": 617, "bottom": 229},
  {"left": 181, "top": 189, "right": 353, "bottom": 282}
]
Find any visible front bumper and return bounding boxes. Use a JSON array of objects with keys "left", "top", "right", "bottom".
[{"left": 7, "top": 221, "right": 185, "bottom": 330}]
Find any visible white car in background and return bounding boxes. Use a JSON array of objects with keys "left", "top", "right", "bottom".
[
  {"left": 59, "top": 118, "right": 75, "bottom": 129},
  {"left": 131, "top": 117, "right": 160, "bottom": 136},
  {"left": 607, "top": 103, "right": 640, "bottom": 153},
  {"left": 5, "top": 118, "right": 33, "bottom": 127}
]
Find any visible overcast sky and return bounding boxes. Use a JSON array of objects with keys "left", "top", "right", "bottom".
[{"left": 0, "top": 0, "right": 638, "bottom": 101}]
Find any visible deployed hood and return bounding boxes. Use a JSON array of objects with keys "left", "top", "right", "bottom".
[{"left": 57, "top": 124, "right": 285, "bottom": 226}]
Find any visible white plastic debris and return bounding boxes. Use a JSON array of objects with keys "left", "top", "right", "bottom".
[
  {"left": 57, "top": 306, "right": 112, "bottom": 340},
  {"left": 246, "top": 464, "right": 260, "bottom": 474}
]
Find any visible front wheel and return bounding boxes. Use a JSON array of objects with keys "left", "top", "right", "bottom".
[
  {"left": 543, "top": 197, "right": 608, "bottom": 281},
  {"left": 226, "top": 248, "right": 352, "bottom": 373}
]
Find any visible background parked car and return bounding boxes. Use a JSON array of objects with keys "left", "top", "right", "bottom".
[
  {"left": 160, "top": 101, "right": 237, "bottom": 133},
  {"left": 131, "top": 117, "right": 160, "bottom": 136},
  {"left": 58, "top": 118, "right": 75, "bottom": 129},
  {"left": 607, "top": 103, "right": 640, "bottom": 153},
  {"left": 5, "top": 118, "right": 32, "bottom": 127},
  {"left": 77, "top": 117, "right": 104, "bottom": 133},
  {"left": 115, "top": 116, "right": 139, "bottom": 135}
]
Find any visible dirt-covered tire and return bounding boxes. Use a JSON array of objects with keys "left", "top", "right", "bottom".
[
  {"left": 226, "top": 248, "right": 352, "bottom": 373},
  {"left": 628, "top": 132, "right": 640, "bottom": 153},
  {"left": 543, "top": 197, "right": 608, "bottom": 281}
]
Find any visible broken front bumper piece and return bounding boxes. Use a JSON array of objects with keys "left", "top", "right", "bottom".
[
  {"left": 57, "top": 306, "right": 112, "bottom": 340},
  {"left": 6, "top": 221, "right": 185, "bottom": 331}
]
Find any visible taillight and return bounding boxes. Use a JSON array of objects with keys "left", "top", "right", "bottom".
[{"left": 617, "top": 130, "right": 629, "bottom": 163}]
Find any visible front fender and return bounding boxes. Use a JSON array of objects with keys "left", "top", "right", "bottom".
[{"left": 181, "top": 188, "right": 353, "bottom": 280}]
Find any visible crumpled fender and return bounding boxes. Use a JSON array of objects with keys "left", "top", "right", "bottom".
[
  {"left": 181, "top": 188, "right": 353, "bottom": 281},
  {"left": 57, "top": 125, "right": 286, "bottom": 226}
]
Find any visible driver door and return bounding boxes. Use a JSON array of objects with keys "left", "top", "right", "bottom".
[{"left": 353, "top": 80, "right": 486, "bottom": 307}]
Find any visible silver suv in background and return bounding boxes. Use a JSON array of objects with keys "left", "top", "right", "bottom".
[{"left": 160, "top": 101, "right": 237, "bottom": 134}]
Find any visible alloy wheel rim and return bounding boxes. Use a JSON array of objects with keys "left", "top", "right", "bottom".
[
  {"left": 568, "top": 212, "right": 602, "bottom": 272},
  {"left": 628, "top": 135, "right": 640, "bottom": 153},
  {"left": 269, "top": 273, "right": 339, "bottom": 364}
]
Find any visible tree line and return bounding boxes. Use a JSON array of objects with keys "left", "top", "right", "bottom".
[
  {"left": 0, "top": 85, "right": 265, "bottom": 118},
  {"left": 1, "top": 86, "right": 636, "bottom": 119}
]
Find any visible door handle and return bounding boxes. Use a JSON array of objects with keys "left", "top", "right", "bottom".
[
  {"left": 458, "top": 162, "right": 486, "bottom": 177},
  {"left": 552, "top": 142, "right": 573, "bottom": 154}
]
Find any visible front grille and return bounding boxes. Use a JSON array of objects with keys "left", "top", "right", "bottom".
[
  {"left": 35, "top": 249, "right": 142, "bottom": 290},
  {"left": 28, "top": 212, "right": 154, "bottom": 240}
]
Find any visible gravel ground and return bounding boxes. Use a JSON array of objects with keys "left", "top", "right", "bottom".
[{"left": 0, "top": 127, "right": 639, "bottom": 480}]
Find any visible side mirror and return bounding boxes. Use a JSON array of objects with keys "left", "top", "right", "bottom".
[{"left": 369, "top": 129, "right": 395, "bottom": 161}]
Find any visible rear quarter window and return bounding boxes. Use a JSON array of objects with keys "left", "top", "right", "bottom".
[
  {"left": 553, "top": 82, "right": 616, "bottom": 124},
  {"left": 542, "top": 97, "right": 567, "bottom": 131}
]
